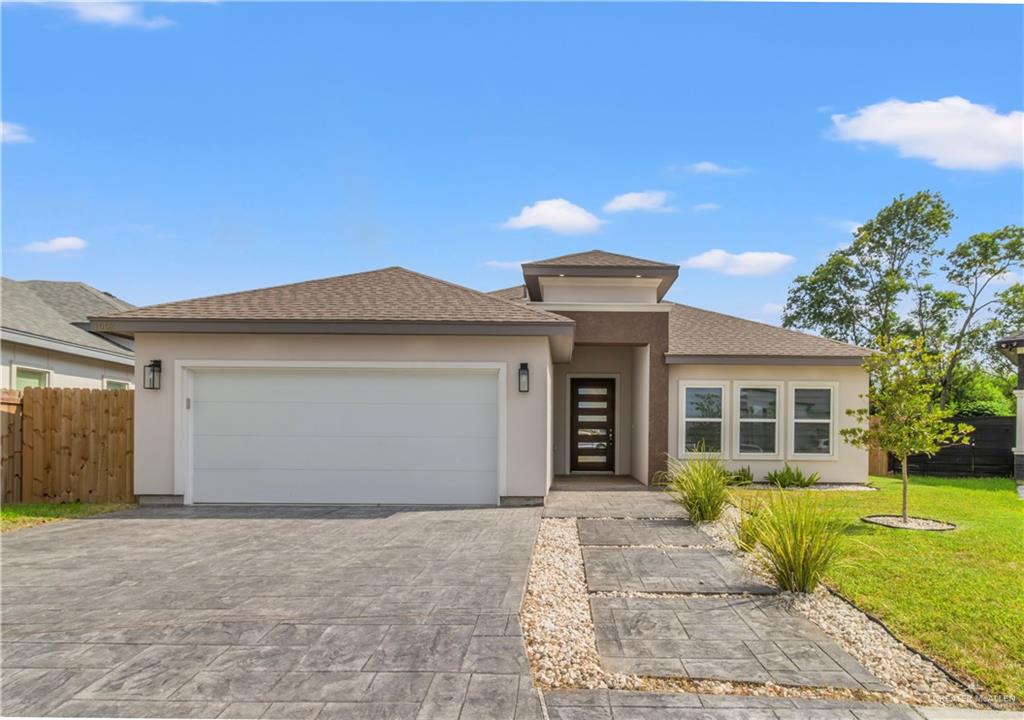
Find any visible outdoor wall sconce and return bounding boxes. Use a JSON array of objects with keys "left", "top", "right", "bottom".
[
  {"left": 143, "top": 360, "right": 162, "bottom": 390},
  {"left": 518, "top": 363, "right": 530, "bottom": 393}
]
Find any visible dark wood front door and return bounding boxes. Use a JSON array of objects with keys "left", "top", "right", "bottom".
[{"left": 570, "top": 378, "right": 615, "bottom": 472}]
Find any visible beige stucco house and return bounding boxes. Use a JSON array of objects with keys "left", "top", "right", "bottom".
[
  {"left": 2, "top": 277, "right": 135, "bottom": 390},
  {"left": 90, "top": 250, "right": 870, "bottom": 505}
]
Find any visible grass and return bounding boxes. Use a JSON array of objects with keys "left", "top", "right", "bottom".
[
  {"left": 732, "top": 475, "right": 1024, "bottom": 705},
  {"left": 0, "top": 502, "right": 132, "bottom": 533}
]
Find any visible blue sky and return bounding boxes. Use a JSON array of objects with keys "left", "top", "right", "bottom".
[{"left": 3, "top": 2, "right": 1022, "bottom": 322}]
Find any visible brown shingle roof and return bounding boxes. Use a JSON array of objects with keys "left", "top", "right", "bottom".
[
  {"left": 524, "top": 250, "right": 677, "bottom": 269},
  {"left": 667, "top": 303, "right": 870, "bottom": 359},
  {"left": 487, "top": 285, "right": 528, "bottom": 302},
  {"left": 96, "top": 267, "right": 570, "bottom": 325}
]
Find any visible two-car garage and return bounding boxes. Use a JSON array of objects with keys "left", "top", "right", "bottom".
[{"left": 186, "top": 366, "right": 502, "bottom": 505}]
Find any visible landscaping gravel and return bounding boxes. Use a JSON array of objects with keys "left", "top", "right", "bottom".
[
  {"left": 863, "top": 515, "right": 956, "bottom": 531},
  {"left": 702, "top": 505, "right": 980, "bottom": 708}
]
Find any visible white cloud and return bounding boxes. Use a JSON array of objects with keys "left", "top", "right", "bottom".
[
  {"left": 682, "top": 161, "right": 746, "bottom": 175},
  {"left": 993, "top": 270, "right": 1022, "bottom": 286},
  {"left": 760, "top": 302, "right": 785, "bottom": 316},
  {"left": 502, "top": 199, "right": 604, "bottom": 235},
  {"left": 680, "top": 249, "right": 795, "bottom": 276},
  {"left": 827, "top": 219, "right": 862, "bottom": 235},
  {"left": 691, "top": 203, "right": 720, "bottom": 212},
  {"left": 24, "top": 236, "right": 88, "bottom": 253},
  {"left": 603, "top": 191, "right": 675, "bottom": 214},
  {"left": 1, "top": 121, "right": 32, "bottom": 143},
  {"left": 831, "top": 97, "right": 1024, "bottom": 171},
  {"left": 485, "top": 259, "right": 532, "bottom": 270},
  {"left": 64, "top": 3, "right": 174, "bottom": 29}
]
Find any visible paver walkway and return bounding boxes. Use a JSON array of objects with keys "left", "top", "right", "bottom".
[
  {"left": 577, "top": 519, "right": 711, "bottom": 546},
  {"left": 564, "top": 488, "right": 889, "bottom": 694},
  {"left": 543, "top": 689, "right": 921, "bottom": 719},
  {"left": 1, "top": 505, "right": 544, "bottom": 719},
  {"left": 583, "top": 547, "right": 775, "bottom": 594},
  {"left": 544, "top": 489, "right": 684, "bottom": 518}
]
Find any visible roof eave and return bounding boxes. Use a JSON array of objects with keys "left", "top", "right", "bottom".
[
  {"left": 664, "top": 353, "right": 867, "bottom": 366},
  {"left": 521, "top": 265, "right": 679, "bottom": 301},
  {"left": 1, "top": 327, "right": 135, "bottom": 366}
]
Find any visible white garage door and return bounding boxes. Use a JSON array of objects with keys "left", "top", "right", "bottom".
[{"left": 190, "top": 368, "right": 499, "bottom": 504}]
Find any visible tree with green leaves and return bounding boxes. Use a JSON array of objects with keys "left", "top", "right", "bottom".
[
  {"left": 783, "top": 191, "right": 953, "bottom": 347},
  {"left": 784, "top": 190, "right": 1023, "bottom": 407},
  {"left": 841, "top": 336, "right": 972, "bottom": 523}
]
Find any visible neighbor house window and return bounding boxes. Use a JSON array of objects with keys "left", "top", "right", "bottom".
[
  {"left": 680, "top": 383, "right": 727, "bottom": 454},
  {"left": 735, "top": 384, "right": 780, "bottom": 457},
  {"left": 790, "top": 384, "right": 835, "bottom": 457},
  {"left": 104, "top": 379, "right": 132, "bottom": 390},
  {"left": 14, "top": 366, "right": 50, "bottom": 391}
]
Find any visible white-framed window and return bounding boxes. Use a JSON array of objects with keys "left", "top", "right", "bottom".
[
  {"left": 734, "top": 382, "right": 782, "bottom": 458},
  {"left": 789, "top": 383, "right": 837, "bottom": 459},
  {"left": 13, "top": 365, "right": 51, "bottom": 391},
  {"left": 679, "top": 382, "right": 728, "bottom": 455},
  {"left": 103, "top": 378, "right": 132, "bottom": 390}
]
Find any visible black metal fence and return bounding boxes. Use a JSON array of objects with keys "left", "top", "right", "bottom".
[{"left": 895, "top": 416, "right": 1015, "bottom": 477}]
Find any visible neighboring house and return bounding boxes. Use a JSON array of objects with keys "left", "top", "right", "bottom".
[
  {"left": 90, "top": 250, "right": 870, "bottom": 506},
  {"left": 995, "top": 332, "right": 1024, "bottom": 496},
  {"left": 2, "top": 277, "right": 135, "bottom": 391}
]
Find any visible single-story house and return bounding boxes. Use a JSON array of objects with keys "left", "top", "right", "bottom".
[
  {"left": 2, "top": 277, "right": 135, "bottom": 390},
  {"left": 994, "top": 332, "right": 1024, "bottom": 496},
  {"left": 90, "top": 250, "right": 871, "bottom": 506}
]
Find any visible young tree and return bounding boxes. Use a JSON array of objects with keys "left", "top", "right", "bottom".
[{"left": 842, "top": 336, "right": 972, "bottom": 523}]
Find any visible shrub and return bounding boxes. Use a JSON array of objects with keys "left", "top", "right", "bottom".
[
  {"left": 728, "top": 466, "right": 754, "bottom": 486},
  {"left": 656, "top": 448, "right": 729, "bottom": 523},
  {"left": 754, "top": 492, "right": 845, "bottom": 593},
  {"left": 733, "top": 496, "right": 761, "bottom": 553},
  {"left": 765, "top": 464, "right": 820, "bottom": 488}
]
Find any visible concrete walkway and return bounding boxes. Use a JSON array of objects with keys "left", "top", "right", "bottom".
[{"left": 1, "top": 505, "right": 544, "bottom": 719}]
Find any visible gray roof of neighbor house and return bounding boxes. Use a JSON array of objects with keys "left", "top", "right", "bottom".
[
  {"left": 524, "top": 250, "right": 678, "bottom": 269},
  {"left": 1, "top": 278, "right": 135, "bottom": 362},
  {"left": 91, "top": 266, "right": 573, "bottom": 331},
  {"left": 486, "top": 285, "right": 869, "bottom": 362}
]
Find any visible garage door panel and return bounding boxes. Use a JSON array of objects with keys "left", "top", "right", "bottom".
[
  {"left": 192, "top": 469, "right": 497, "bottom": 505},
  {"left": 194, "top": 400, "right": 498, "bottom": 439},
  {"left": 193, "top": 370, "right": 497, "bottom": 405},
  {"left": 190, "top": 368, "right": 500, "bottom": 505},
  {"left": 194, "top": 435, "right": 497, "bottom": 472}
]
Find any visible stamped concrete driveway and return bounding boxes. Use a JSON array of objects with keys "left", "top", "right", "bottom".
[{"left": 1, "top": 505, "right": 544, "bottom": 719}]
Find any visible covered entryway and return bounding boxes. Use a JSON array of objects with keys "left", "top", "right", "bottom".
[{"left": 186, "top": 366, "right": 501, "bottom": 504}]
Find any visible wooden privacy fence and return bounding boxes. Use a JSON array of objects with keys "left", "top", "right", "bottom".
[{"left": 1, "top": 388, "right": 134, "bottom": 504}]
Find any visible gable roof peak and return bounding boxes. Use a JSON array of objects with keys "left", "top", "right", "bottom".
[{"left": 525, "top": 249, "right": 677, "bottom": 269}]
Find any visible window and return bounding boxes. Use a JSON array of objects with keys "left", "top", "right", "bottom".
[
  {"left": 790, "top": 384, "right": 835, "bottom": 457},
  {"left": 104, "top": 379, "right": 132, "bottom": 390},
  {"left": 735, "top": 384, "right": 780, "bottom": 457},
  {"left": 14, "top": 366, "right": 50, "bottom": 391},
  {"left": 680, "top": 383, "right": 727, "bottom": 454}
]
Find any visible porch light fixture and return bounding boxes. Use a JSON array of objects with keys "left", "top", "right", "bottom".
[
  {"left": 143, "top": 360, "right": 162, "bottom": 390},
  {"left": 518, "top": 363, "right": 530, "bottom": 393}
]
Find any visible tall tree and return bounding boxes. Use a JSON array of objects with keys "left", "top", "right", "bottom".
[
  {"left": 842, "top": 337, "right": 972, "bottom": 523},
  {"left": 784, "top": 191, "right": 954, "bottom": 347}
]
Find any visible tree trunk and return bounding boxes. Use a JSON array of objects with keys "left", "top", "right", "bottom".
[{"left": 900, "top": 458, "right": 909, "bottom": 523}]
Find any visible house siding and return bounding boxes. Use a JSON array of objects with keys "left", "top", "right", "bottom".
[
  {"left": 1, "top": 340, "right": 133, "bottom": 390},
  {"left": 131, "top": 332, "right": 553, "bottom": 500}
]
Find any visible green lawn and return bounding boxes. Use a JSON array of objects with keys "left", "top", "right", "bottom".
[
  {"left": 734, "top": 475, "right": 1024, "bottom": 706},
  {"left": 0, "top": 502, "right": 132, "bottom": 533}
]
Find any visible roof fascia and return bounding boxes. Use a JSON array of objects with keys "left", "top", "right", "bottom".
[{"left": 1, "top": 327, "right": 135, "bottom": 366}]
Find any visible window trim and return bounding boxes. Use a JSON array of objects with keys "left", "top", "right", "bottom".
[
  {"left": 678, "top": 381, "right": 729, "bottom": 458},
  {"left": 12, "top": 364, "right": 52, "bottom": 391},
  {"left": 103, "top": 378, "right": 133, "bottom": 390},
  {"left": 733, "top": 381, "right": 783, "bottom": 460},
  {"left": 787, "top": 382, "right": 838, "bottom": 460}
]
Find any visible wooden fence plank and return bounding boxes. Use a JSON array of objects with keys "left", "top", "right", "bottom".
[{"left": 4, "top": 388, "right": 134, "bottom": 504}]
